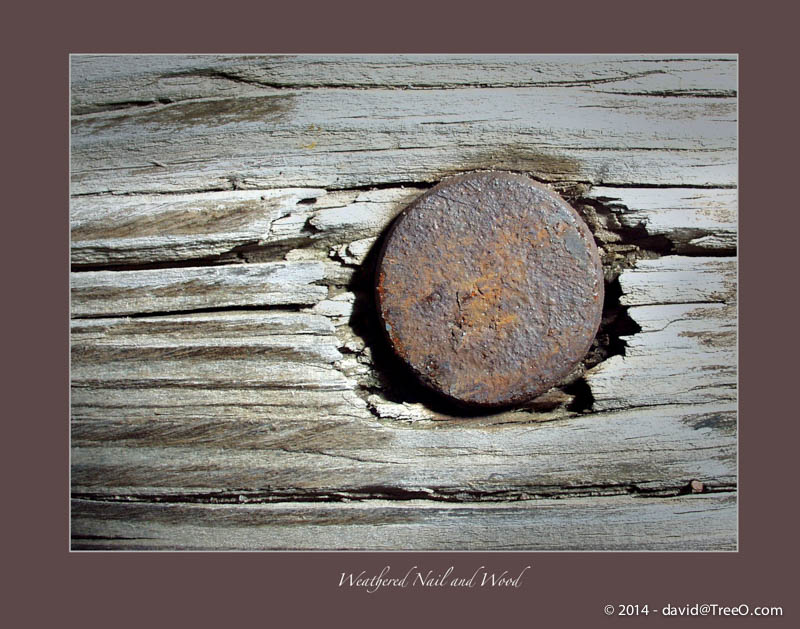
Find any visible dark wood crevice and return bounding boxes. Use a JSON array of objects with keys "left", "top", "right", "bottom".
[{"left": 72, "top": 479, "right": 736, "bottom": 506}]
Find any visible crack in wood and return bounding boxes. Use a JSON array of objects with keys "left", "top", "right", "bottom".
[{"left": 72, "top": 480, "right": 737, "bottom": 505}]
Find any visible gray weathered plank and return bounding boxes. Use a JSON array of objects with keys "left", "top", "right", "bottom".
[
  {"left": 71, "top": 188, "right": 323, "bottom": 266},
  {"left": 72, "top": 184, "right": 736, "bottom": 267},
  {"left": 71, "top": 310, "right": 361, "bottom": 423},
  {"left": 71, "top": 398, "right": 735, "bottom": 501},
  {"left": 71, "top": 187, "right": 420, "bottom": 267},
  {"left": 587, "top": 187, "right": 737, "bottom": 254},
  {"left": 70, "top": 261, "right": 328, "bottom": 317},
  {"left": 71, "top": 257, "right": 736, "bottom": 505},
  {"left": 71, "top": 75, "right": 736, "bottom": 195},
  {"left": 70, "top": 55, "right": 738, "bottom": 550},
  {"left": 71, "top": 55, "right": 736, "bottom": 114},
  {"left": 587, "top": 257, "right": 736, "bottom": 411},
  {"left": 71, "top": 492, "right": 736, "bottom": 551}
]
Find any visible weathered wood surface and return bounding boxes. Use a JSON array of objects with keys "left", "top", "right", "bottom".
[
  {"left": 72, "top": 493, "right": 736, "bottom": 551},
  {"left": 71, "top": 55, "right": 736, "bottom": 195},
  {"left": 71, "top": 187, "right": 418, "bottom": 267},
  {"left": 585, "top": 187, "right": 737, "bottom": 254},
  {"left": 70, "top": 55, "right": 737, "bottom": 550},
  {"left": 589, "top": 257, "right": 737, "bottom": 411},
  {"left": 70, "top": 55, "right": 737, "bottom": 115}
]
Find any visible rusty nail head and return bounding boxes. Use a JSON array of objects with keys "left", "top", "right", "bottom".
[{"left": 375, "top": 171, "right": 604, "bottom": 408}]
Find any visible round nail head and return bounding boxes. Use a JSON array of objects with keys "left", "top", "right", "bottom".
[{"left": 375, "top": 171, "right": 604, "bottom": 408}]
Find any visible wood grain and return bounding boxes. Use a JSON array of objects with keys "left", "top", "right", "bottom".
[
  {"left": 71, "top": 55, "right": 736, "bottom": 114},
  {"left": 70, "top": 55, "right": 738, "bottom": 550},
  {"left": 588, "top": 257, "right": 736, "bottom": 411},
  {"left": 587, "top": 187, "right": 737, "bottom": 254},
  {"left": 72, "top": 492, "right": 736, "bottom": 551},
  {"left": 71, "top": 261, "right": 328, "bottom": 317},
  {"left": 71, "top": 187, "right": 420, "bottom": 267},
  {"left": 70, "top": 56, "right": 736, "bottom": 195}
]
